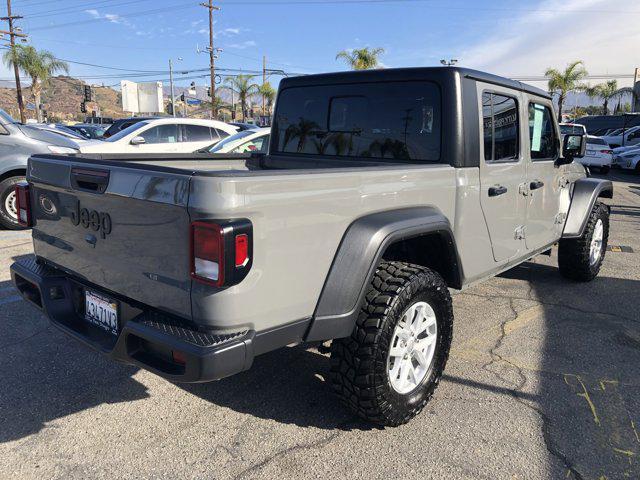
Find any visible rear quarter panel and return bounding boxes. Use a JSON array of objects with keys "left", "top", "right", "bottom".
[{"left": 188, "top": 164, "right": 493, "bottom": 332}]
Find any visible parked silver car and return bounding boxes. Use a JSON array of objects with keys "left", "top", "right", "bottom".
[{"left": 0, "top": 109, "right": 80, "bottom": 229}]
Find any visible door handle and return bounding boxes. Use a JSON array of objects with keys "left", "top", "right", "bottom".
[
  {"left": 488, "top": 185, "right": 508, "bottom": 197},
  {"left": 530, "top": 181, "right": 545, "bottom": 190}
]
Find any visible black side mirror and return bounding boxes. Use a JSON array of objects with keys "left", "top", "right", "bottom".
[{"left": 559, "top": 133, "right": 586, "bottom": 165}]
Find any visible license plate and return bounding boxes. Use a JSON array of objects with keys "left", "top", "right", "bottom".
[
  {"left": 586, "top": 150, "right": 595, "bottom": 155},
  {"left": 84, "top": 290, "right": 119, "bottom": 336}
]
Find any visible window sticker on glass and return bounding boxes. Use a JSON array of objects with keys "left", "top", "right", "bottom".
[{"left": 531, "top": 104, "right": 545, "bottom": 152}]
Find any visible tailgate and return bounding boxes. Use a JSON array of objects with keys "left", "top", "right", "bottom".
[{"left": 28, "top": 156, "right": 193, "bottom": 319}]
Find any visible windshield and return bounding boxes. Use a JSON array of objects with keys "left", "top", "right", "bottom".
[
  {"left": 608, "top": 128, "right": 623, "bottom": 136},
  {"left": 0, "top": 108, "right": 17, "bottom": 124},
  {"left": 560, "top": 125, "right": 584, "bottom": 135},
  {"left": 208, "top": 130, "right": 257, "bottom": 152},
  {"left": 105, "top": 121, "right": 149, "bottom": 142}
]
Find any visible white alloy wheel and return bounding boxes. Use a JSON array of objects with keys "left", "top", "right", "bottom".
[
  {"left": 387, "top": 301, "right": 438, "bottom": 394},
  {"left": 590, "top": 218, "right": 604, "bottom": 266},
  {"left": 4, "top": 190, "right": 17, "bottom": 220}
]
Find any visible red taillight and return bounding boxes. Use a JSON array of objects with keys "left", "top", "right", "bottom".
[
  {"left": 191, "top": 222, "right": 224, "bottom": 286},
  {"left": 602, "top": 150, "right": 613, "bottom": 155},
  {"left": 15, "top": 182, "right": 32, "bottom": 227},
  {"left": 190, "top": 220, "right": 252, "bottom": 287},
  {"left": 235, "top": 234, "right": 249, "bottom": 267}
]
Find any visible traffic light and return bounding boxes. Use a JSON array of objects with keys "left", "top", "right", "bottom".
[
  {"left": 180, "top": 93, "right": 185, "bottom": 102},
  {"left": 84, "top": 85, "right": 92, "bottom": 102},
  {"left": 167, "top": 102, "right": 174, "bottom": 115},
  {"left": 80, "top": 101, "right": 87, "bottom": 113},
  {"left": 207, "top": 87, "right": 211, "bottom": 97}
]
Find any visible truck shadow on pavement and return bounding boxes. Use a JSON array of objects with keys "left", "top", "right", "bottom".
[
  {"left": 1, "top": 254, "right": 638, "bottom": 478},
  {"left": 0, "top": 258, "right": 150, "bottom": 443}
]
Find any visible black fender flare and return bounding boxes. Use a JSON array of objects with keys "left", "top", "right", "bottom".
[
  {"left": 304, "top": 206, "right": 461, "bottom": 342},
  {"left": 562, "top": 178, "right": 613, "bottom": 239}
]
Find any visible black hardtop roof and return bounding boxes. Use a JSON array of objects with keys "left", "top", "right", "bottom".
[{"left": 280, "top": 66, "right": 550, "bottom": 100}]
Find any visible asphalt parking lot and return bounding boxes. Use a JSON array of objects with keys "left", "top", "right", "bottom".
[{"left": 0, "top": 171, "right": 638, "bottom": 480}]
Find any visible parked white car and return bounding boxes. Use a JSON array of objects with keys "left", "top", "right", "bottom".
[
  {"left": 577, "top": 136, "right": 612, "bottom": 173},
  {"left": 204, "top": 128, "right": 270, "bottom": 154},
  {"left": 613, "top": 147, "right": 640, "bottom": 172},
  {"left": 79, "top": 118, "right": 238, "bottom": 154},
  {"left": 601, "top": 125, "right": 640, "bottom": 149}
]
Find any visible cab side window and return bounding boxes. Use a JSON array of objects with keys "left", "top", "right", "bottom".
[
  {"left": 528, "top": 103, "right": 558, "bottom": 160},
  {"left": 482, "top": 92, "right": 519, "bottom": 162},
  {"left": 140, "top": 124, "right": 178, "bottom": 144}
]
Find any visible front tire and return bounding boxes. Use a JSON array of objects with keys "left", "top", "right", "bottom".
[
  {"left": 0, "top": 175, "right": 27, "bottom": 230},
  {"left": 558, "top": 202, "right": 609, "bottom": 282},
  {"left": 330, "top": 261, "right": 453, "bottom": 426}
]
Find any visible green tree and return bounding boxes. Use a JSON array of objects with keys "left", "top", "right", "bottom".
[
  {"left": 258, "top": 81, "right": 276, "bottom": 115},
  {"left": 545, "top": 61, "right": 588, "bottom": 123},
  {"left": 2, "top": 45, "right": 69, "bottom": 122},
  {"left": 224, "top": 75, "right": 259, "bottom": 121},
  {"left": 585, "top": 79, "right": 632, "bottom": 115},
  {"left": 336, "top": 47, "right": 385, "bottom": 70}
]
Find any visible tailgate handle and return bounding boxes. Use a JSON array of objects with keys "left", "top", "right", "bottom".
[{"left": 71, "top": 168, "right": 110, "bottom": 193}]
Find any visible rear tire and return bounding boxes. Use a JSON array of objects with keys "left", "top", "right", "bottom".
[
  {"left": 330, "top": 261, "right": 453, "bottom": 426},
  {"left": 0, "top": 175, "right": 27, "bottom": 230},
  {"left": 558, "top": 201, "right": 609, "bottom": 282}
]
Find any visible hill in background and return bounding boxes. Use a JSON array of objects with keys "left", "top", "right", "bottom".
[
  {"left": 0, "top": 76, "right": 248, "bottom": 122},
  {"left": 0, "top": 76, "right": 126, "bottom": 122}
]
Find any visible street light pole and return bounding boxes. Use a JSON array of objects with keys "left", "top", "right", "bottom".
[{"left": 169, "top": 59, "right": 175, "bottom": 117}]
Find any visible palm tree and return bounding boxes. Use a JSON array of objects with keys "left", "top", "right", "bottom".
[
  {"left": 258, "top": 81, "right": 276, "bottom": 115},
  {"left": 2, "top": 45, "right": 69, "bottom": 122},
  {"left": 206, "top": 95, "right": 226, "bottom": 118},
  {"left": 545, "top": 60, "right": 588, "bottom": 123},
  {"left": 224, "top": 75, "right": 259, "bottom": 121},
  {"left": 336, "top": 47, "right": 385, "bottom": 70},
  {"left": 585, "top": 80, "right": 632, "bottom": 115}
]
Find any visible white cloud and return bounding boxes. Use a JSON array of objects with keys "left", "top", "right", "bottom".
[
  {"left": 104, "top": 14, "right": 122, "bottom": 24},
  {"left": 222, "top": 27, "right": 241, "bottom": 35},
  {"left": 227, "top": 40, "right": 257, "bottom": 50},
  {"left": 459, "top": 0, "right": 640, "bottom": 88},
  {"left": 84, "top": 9, "right": 134, "bottom": 28}
]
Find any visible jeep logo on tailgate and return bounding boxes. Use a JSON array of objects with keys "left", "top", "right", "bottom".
[{"left": 70, "top": 200, "right": 112, "bottom": 239}]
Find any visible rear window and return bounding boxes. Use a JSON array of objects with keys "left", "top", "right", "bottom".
[
  {"left": 272, "top": 81, "right": 441, "bottom": 163},
  {"left": 587, "top": 138, "right": 607, "bottom": 146}
]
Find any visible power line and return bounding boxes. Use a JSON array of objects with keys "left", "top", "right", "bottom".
[
  {"left": 27, "top": 2, "right": 199, "bottom": 31},
  {"left": 23, "top": 0, "right": 157, "bottom": 19}
]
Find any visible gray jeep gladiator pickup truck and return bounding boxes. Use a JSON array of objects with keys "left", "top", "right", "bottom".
[{"left": 11, "top": 67, "right": 612, "bottom": 426}]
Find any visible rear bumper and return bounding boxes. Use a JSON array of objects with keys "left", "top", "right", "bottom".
[{"left": 10, "top": 256, "right": 255, "bottom": 383}]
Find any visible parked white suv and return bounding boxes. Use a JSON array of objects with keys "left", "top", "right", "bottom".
[
  {"left": 79, "top": 118, "right": 238, "bottom": 154},
  {"left": 578, "top": 136, "right": 612, "bottom": 174}
]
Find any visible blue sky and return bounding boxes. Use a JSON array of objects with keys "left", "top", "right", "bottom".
[{"left": 4, "top": 0, "right": 639, "bottom": 91}]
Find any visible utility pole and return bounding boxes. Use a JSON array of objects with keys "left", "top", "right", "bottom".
[
  {"left": 262, "top": 55, "right": 266, "bottom": 115},
  {"left": 200, "top": 1, "right": 220, "bottom": 119},
  {"left": 1, "top": 0, "right": 27, "bottom": 123}
]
